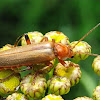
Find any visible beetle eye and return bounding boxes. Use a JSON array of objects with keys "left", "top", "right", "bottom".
[{"left": 71, "top": 56, "right": 74, "bottom": 58}]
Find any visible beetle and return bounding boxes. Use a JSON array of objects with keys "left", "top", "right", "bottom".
[
  {"left": 0, "top": 39, "right": 74, "bottom": 69},
  {"left": 0, "top": 23, "right": 100, "bottom": 82}
]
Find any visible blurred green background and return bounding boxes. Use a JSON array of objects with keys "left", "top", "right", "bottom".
[{"left": 0, "top": 0, "right": 100, "bottom": 100}]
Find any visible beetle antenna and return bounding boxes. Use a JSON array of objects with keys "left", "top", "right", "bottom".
[
  {"left": 75, "top": 52, "right": 99, "bottom": 57},
  {"left": 72, "top": 23, "right": 100, "bottom": 49}
]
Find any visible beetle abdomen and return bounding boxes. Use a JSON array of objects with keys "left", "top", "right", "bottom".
[{"left": 0, "top": 41, "right": 55, "bottom": 68}]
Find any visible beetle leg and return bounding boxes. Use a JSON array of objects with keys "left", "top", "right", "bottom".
[
  {"left": 58, "top": 58, "right": 68, "bottom": 68},
  {"left": 52, "top": 38, "right": 55, "bottom": 43},
  {"left": 33, "top": 62, "right": 53, "bottom": 76},
  {"left": 58, "top": 58, "right": 79, "bottom": 68},
  {"left": 14, "top": 34, "right": 24, "bottom": 47},
  {"left": 41, "top": 37, "right": 56, "bottom": 43},
  {"left": 18, "top": 66, "right": 32, "bottom": 72},
  {"left": 69, "top": 62, "right": 80, "bottom": 67},
  {"left": 24, "top": 34, "right": 31, "bottom": 45},
  {"left": 41, "top": 37, "right": 48, "bottom": 42},
  {"left": 32, "top": 62, "right": 53, "bottom": 85},
  {"left": 38, "top": 62, "right": 53, "bottom": 73},
  {"left": 14, "top": 34, "right": 31, "bottom": 47}
]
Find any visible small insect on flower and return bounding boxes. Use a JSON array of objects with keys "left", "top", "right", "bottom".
[{"left": 0, "top": 23, "right": 99, "bottom": 83}]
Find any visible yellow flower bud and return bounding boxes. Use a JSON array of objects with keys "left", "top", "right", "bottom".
[
  {"left": 44, "top": 31, "right": 70, "bottom": 45},
  {"left": 0, "top": 44, "right": 13, "bottom": 51},
  {"left": 21, "top": 31, "right": 43, "bottom": 45},
  {"left": 42, "top": 94, "right": 64, "bottom": 100},
  {"left": 6, "top": 93, "right": 28, "bottom": 100},
  {"left": 93, "top": 86, "right": 100, "bottom": 100},
  {"left": 20, "top": 73, "right": 47, "bottom": 99},
  {"left": 0, "top": 70, "right": 20, "bottom": 94},
  {"left": 47, "top": 76, "right": 70, "bottom": 95},
  {"left": 54, "top": 61, "right": 81, "bottom": 86},
  {"left": 71, "top": 41, "right": 91, "bottom": 63},
  {"left": 73, "top": 96, "right": 93, "bottom": 100},
  {"left": 92, "top": 56, "right": 100, "bottom": 76}
]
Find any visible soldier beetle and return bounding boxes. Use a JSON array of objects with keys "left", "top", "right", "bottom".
[{"left": 0, "top": 23, "right": 100, "bottom": 82}]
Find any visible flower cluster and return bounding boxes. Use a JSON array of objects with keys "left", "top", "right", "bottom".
[{"left": 0, "top": 31, "right": 98, "bottom": 100}]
